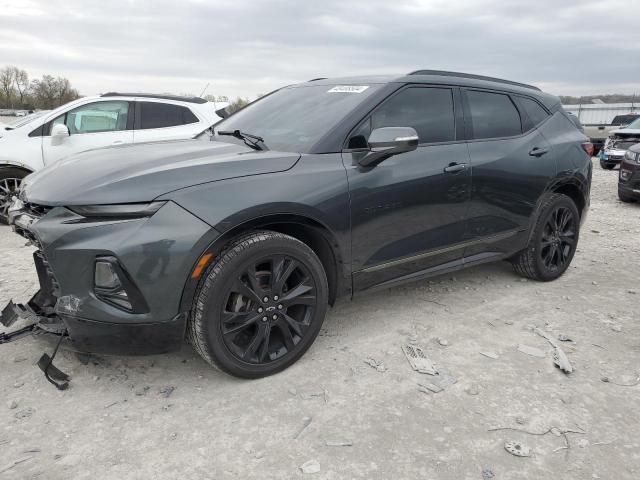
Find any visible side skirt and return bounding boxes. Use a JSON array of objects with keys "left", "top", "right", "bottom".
[{"left": 353, "top": 251, "right": 511, "bottom": 295}]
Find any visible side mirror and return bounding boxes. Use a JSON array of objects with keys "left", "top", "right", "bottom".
[
  {"left": 50, "top": 124, "right": 70, "bottom": 146},
  {"left": 358, "top": 127, "right": 419, "bottom": 167}
]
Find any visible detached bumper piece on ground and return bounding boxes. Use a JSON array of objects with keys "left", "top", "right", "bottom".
[{"left": 1, "top": 298, "right": 71, "bottom": 390}]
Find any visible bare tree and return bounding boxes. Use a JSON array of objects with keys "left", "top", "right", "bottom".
[
  {"left": 0, "top": 67, "right": 15, "bottom": 108},
  {"left": 11, "top": 67, "right": 29, "bottom": 107}
]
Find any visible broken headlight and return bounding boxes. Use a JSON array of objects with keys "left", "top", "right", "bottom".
[
  {"left": 624, "top": 150, "right": 640, "bottom": 164},
  {"left": 69, "top": 202, "right": 165, "bottom": 220}
]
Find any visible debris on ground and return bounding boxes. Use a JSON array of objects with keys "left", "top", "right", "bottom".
[
  {"left": 601, "top": 375, "right": 640, "bottom": 387},
  {"left": 534, "top": 328, "right": 574, "bottom": 373},
  {"left": 14, "top": 407, "right": 34, "bottom": 419},
  {"left": 135, "top": 386, "right": 150, "bottom": 396},
  {"left": 557, "top": 334, "right": 572, "bottom": 342},
  {"left": 504, "top": 441, "right": 530, "bottom": 457},
  {"left": 0, "top": 456, "right": 34, "bottom": 474},
  {"left": 159, "top": 386, "right": 175, "bottom": 398},
  {"left": 402, "top": 344, "right": 437, "bottom": 375},
  {"left": 325, "top": 440, "right": 353, "bottom": 447},
  {"left": 7, "top": 399, "right": 18, "bottom": 410},
  {"left": 480, "top": 351, "right": 499, "bottom": 360},
  {"left": 417, "top": 368, "right": 457, "bottom": 395},
  {"left": 465, "top": 384, "right": 480, "bottom": 396},
  {"left": 437, "top": 337, "right": 449, "bottom": 347},
  {"left": 482, "top": 468, "right": 495, "bottom": 479},
  {"left": 300, "top": 460, "right": 321, "bottom": 474},
  {"left": 418, "top": 382, "right": 443, "bottom": 394},
  {"left": 293, "top": 416, "right": 312, "bottom": 440},
  {"left": 517, "top": 344, "right": 546, "bottom": 358},
  {"left": 364, "top": 357, "right": 387, "bottom": 372},
  {"left": 300, "top": 390, "right": 328, "bottom": 403}
]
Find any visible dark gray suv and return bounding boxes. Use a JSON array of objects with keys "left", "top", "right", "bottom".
[{"left": 2, "top": 71, "right": 592, "bottom": 380}]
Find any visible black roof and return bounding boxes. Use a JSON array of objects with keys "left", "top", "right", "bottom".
[{"left": 101, "top": 92, "right": 208, "bottom": 104}]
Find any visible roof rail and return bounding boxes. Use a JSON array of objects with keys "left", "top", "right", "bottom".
[
  {"left": 100, "top": 92, "right": 208, "bottom": 104},
  {"left": 407, "top": 70, "right": 541, "bottom": 91},
  {"left": 307, "top": 77, "right": 328, "bottom": 82}
]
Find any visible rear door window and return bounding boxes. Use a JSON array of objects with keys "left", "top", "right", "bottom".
[
  {"left": 465, "top": 90, "right": 522, "bottom": 140},
  {"left": 138, "top": 102, "right": 199, "bottom": 129}
]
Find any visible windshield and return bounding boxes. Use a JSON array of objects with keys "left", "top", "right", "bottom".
[
  {"left": 213, "top": 84, "right": 382, "bottom": 153},
  {"left": 625, "top": 117, "right": 640, "bottom": 129}
]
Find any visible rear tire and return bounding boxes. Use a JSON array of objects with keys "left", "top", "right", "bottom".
[
  {"left": 0, "top": 167, "right": 28, "bottom": 225},
  {"left": 187, "top": 231, "right": 329, "bottom": 378},
  {"left": 511, "top": 193, "right": 580, "bottom": 281}
]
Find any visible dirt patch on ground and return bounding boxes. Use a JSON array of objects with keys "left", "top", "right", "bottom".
[{"left": 1, "top": 160, "right": 639, "bottom": 479}]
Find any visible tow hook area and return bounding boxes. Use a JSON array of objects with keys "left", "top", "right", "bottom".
[{"left": 1, "top": 299, "right": 71, "bottom": 390}]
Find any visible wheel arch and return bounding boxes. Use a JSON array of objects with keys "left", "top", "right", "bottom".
[
  {"left": 552, "top": 182, "right": 586, "bottom": 218},
  {"left": 524, "top": 178, "right": 587, "bottom": 244},
  {"left": 179, "top": 213, "right": 350, "bottom": 314},
  {"left": 0, "top": 163, "right": 33, "bottom": 175}
]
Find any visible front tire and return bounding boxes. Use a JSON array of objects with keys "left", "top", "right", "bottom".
[
  {"left": 600, "top": 161, "right": 615, "bottom": 170},
  {"left": 187, "top": 231, "right": 329, "bottom": 378},
  {"left": 0, "top": 167, "right": 27, "bottom": 225},
  {"left": 511, "top": 193, "right": 580, "bottom": 281}
]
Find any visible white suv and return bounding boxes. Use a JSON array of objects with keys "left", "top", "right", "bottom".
[{"left": 0, "top": 93, "right": 226, "bottom": 222}]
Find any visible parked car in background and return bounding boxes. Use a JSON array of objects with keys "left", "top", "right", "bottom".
[
  {"left": 3, "top": 71, "right": 592, "bottom": 380},
  {"left": 599, "top": 117, "right": 640, "bottom": 170},
  {"left": 0, "top": 93, "right": 225, "bottom": 223},
  {"left": 583, "top": 113, "right": 639, "bottom": 158},
  {"left": 618, "top": 142, "right": 640, "bottom": 202},
  {"left": 1, "top": 111, "right": 50, "bottom": 131}
]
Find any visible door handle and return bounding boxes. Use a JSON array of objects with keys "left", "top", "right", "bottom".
[
  {"left": 443, "top": 162, "right": 468, "bottom": 173},
  {"left": 113, "top": 140, "right": 124, "bottom": 144},
  {"left": 529, "top": 147, "right": 549, "bottom": 157}
]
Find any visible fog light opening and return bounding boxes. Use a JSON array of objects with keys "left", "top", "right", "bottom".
[{"left": 93, "top": 257, "right": 144, "bottom": 313}]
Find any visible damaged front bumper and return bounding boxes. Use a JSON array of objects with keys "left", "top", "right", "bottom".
[{"left": 3, "top": 197, "right": 216, "bottom": 356}]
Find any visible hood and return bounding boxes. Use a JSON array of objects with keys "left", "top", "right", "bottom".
[
  {"left": 23, "top": 138, "right": 300, "bottom": 205},
  {"left": 610, "top": 128, "right": 640, "bottom": 136}
]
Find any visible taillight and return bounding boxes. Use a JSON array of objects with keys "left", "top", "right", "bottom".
[{"left": 581, "top": 142, "right": 594, "bottom": 157}]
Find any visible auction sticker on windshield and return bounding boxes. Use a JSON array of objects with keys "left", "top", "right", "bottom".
[{"left": 328, "top": 86, "right": 369, "bottom": 93}]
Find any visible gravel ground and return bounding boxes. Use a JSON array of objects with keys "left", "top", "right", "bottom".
[{"left": 1, "top": 159, "right": 639, "bottom": 479}]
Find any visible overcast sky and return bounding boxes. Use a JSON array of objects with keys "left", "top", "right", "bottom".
[{"left": 1, "top": 0, "right": 639, "bottom": 100}]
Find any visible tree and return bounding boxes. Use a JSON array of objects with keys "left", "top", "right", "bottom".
[
  {"left": 226, "top": 97, "right": 251, "bottom": 114},
  {"left": 0, "top": 67, "right": 15, "bottom": 108},
  {"left": 30, "top": 74, "right": 80, "bottom": 109},
  {"left": 11, "top": 67, "right": 29, "bottom": 107}
]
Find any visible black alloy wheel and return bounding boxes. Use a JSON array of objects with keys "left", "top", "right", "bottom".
[
  {"left": 539, "top": 206, "right": 576, "bottom": 273},
  {"left": 220, "top": 254, "right": 318, "bottom": 364}
]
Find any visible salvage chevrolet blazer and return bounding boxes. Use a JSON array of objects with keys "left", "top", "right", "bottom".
[{"left": 2, "top": 71, "right": 592, "bottom": 381}]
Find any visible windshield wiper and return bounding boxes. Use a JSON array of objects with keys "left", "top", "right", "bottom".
[{"left": 217, "top": 130, "right": 269, "bottom": 151}]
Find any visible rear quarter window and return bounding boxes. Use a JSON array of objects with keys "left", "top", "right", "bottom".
[
  {"left": 138, "top": 102, "right": 199, "bottom": 129},
  {"left": 515, "top": 96, "right": 550, "bottom": 129}
]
